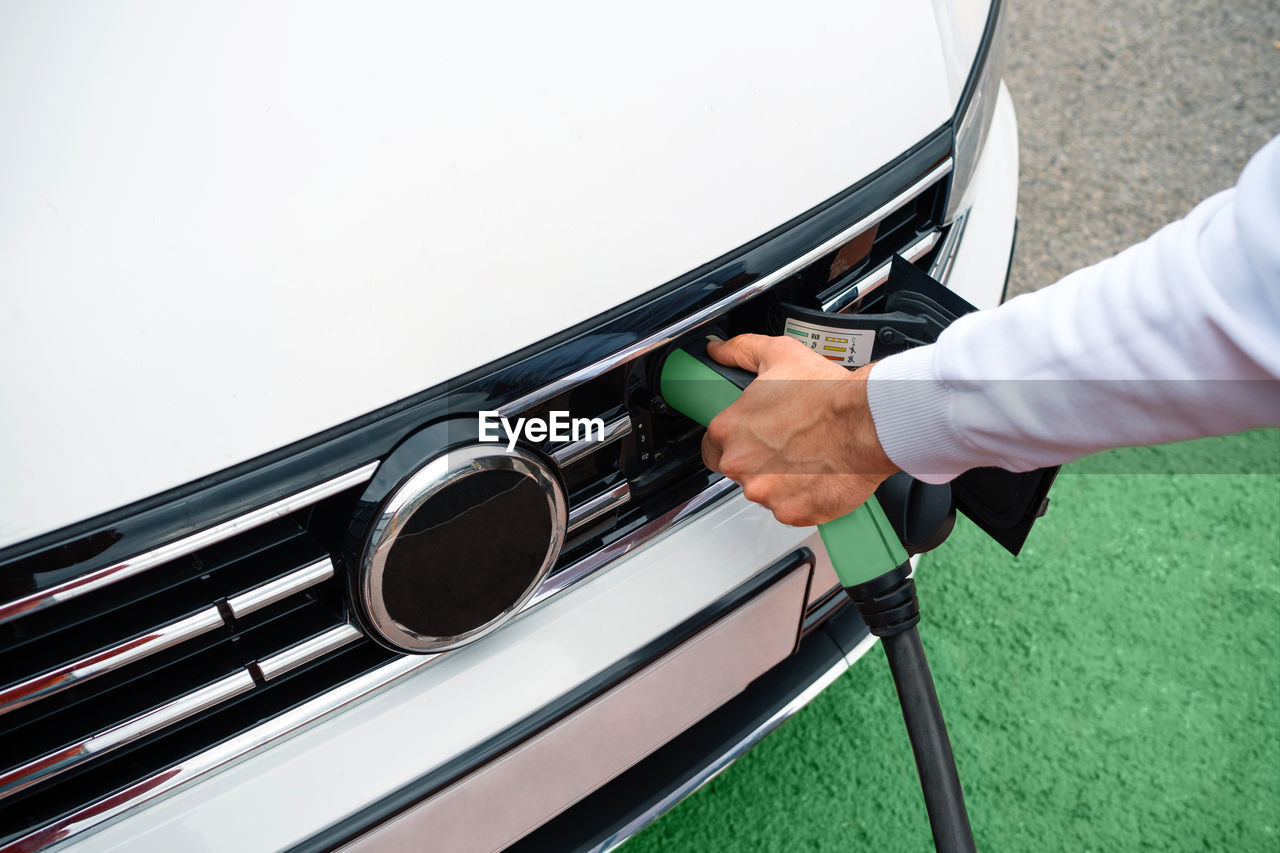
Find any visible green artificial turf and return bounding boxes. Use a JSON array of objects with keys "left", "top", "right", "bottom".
[{"left": 625, "top": 430, "right": 1280, "bottom": 851}]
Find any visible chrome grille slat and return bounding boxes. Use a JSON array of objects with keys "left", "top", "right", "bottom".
[
  {"left": 530, "top": 477, "right": 739, "bottom": 608},
  {"left": 252, "top": 625, "right": 363, "bottom": 682},
  {"left": 551, "top": 415, "right": 633, "bottom": 468},
  {"left": 227, "top": 557, "right": 335, "bottom": 619},
  {"left": 0, "top": 462, "right": 377, "bottom": 627},
  {"left": 0, "top": 607, "right": 226, "bottom": 719},
  {"left": 929, "top": 210, "right": 969, "bottom": 285},
  {"left": 0, "top": 671, "right": 257, "bottom": 800},
  {"left": 567, "top": 483, "right": 632, "bottom": 532}
]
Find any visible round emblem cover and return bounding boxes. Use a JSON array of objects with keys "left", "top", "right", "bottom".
[{"left": 358, "top": 443, "right": 567, "bottom": 653}]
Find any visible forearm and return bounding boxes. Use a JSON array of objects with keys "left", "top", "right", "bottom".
[{"left": 867, "top": 137, "right": 1280, "bottom": 483}]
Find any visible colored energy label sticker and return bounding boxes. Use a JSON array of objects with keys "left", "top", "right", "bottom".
[{"left": 784, "top": 318, "right": 876, "bottom": 367}]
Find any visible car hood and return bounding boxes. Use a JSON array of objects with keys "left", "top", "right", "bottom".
[{"left": 0, "top": 0, "right": 955, "bottom": 548}]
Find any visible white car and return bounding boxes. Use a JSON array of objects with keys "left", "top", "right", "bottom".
[{"left": 0, "top": 1, "right": 1018, "bottom": 850}]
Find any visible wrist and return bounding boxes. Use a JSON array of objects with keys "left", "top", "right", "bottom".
[{"left": 843, "top": 364, "right": 899, "bottom": 479}]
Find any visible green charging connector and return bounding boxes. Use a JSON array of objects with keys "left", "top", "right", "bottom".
[{"left": 658, "top": 341, "right": 909, "bottom": 587}]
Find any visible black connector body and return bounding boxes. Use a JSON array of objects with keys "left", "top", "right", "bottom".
[
  {"left": 875, "top": 472, "right": 956, "bottom": 556},
  {"left": 844, "top": 563, "right": 919, "bottom": 638}
]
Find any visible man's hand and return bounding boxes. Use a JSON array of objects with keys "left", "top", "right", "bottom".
[{"left": 702, "top": 334, "right": 898, "bottom": 526}]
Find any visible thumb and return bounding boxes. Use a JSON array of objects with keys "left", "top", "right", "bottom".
[{"left": 707, "top": 333, "right": 775, "bottom": 374}]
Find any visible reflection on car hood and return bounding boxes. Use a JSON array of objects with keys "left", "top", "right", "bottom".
[{"left": 0, "top": 0, "right": 953, "bottom": 548}]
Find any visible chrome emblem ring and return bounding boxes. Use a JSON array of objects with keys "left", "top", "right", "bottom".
[{"left": 358, "top": 443, "right": 567, "bottom": 653}]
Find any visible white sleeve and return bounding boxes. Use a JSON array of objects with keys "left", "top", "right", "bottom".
[{"left": 867, "top": 134, "right": 1280, "bottom": 484}]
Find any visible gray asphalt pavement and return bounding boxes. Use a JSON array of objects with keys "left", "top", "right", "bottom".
[{"left": 1003, "top": 0, "right": 1280, "bottom": 297}]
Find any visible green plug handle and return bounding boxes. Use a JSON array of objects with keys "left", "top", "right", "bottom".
[{"left": 660, "top": 344, "right": 908, "bottom": 588}]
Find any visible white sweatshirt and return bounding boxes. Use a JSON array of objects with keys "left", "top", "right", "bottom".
[{"left": 868, "top": 135, "right": 1280, "bottom": 484}]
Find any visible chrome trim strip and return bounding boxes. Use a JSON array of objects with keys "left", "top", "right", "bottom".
[
  {"left": 0, "top": 607, "right": 226, "bottom": 719},
  {"left": 5, "top": 478, "right": 742, "bottom": 852},
  {"left": 0, "top": 671, "right": 256, "bottom": 801},
  {"left": 566, "top": 483, "right": 632, "bottom": 532},
  {"left": 928, "top": 209, "right": 970, "bottom": 286},
  {"left": 497, "top": 159, "right": 953, "bottom": 419},
  {"left": 594, "top": 632, "right": 881, "bottom": 853},
  {"left": 820, "top": 229, "right": 941, "bottom": 312},
  {"left": 252, "top": 625, "right": 363, "bottom": 682},
  {"left": 533, "top": 477, "right": 737, "bottom": 607},
  {"left": 0, "top": 463, "right": 379, "bottom": 628},
  {"left": 551, "top": 415, "right": 633, "bottom": 468},
  {"left": 226, "top": 558, "right": 335, "bottom": 620}
]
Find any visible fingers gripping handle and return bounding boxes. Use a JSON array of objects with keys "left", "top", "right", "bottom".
[{"left": 658, "top": 342, "right": 909, "bottom": 588}]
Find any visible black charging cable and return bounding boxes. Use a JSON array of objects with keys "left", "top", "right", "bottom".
[{"left": 846, "top": 564, "right": 976, "bottom": 853}]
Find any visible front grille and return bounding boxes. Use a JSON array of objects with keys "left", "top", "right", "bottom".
[
  {"left": 0, "top": 469, "right": 396, "bottom": 839},
  {"left": 0, "top": 135, "right": 953, "bottom": 850}
]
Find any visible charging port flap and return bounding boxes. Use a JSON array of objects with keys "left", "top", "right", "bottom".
[{"left": 952, "top": 465, "right": 1057, "bottom": 555}]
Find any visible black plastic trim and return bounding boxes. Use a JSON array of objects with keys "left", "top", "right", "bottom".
[{"left": 286, "top": 547, "right": 817, "bottom": 853}]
